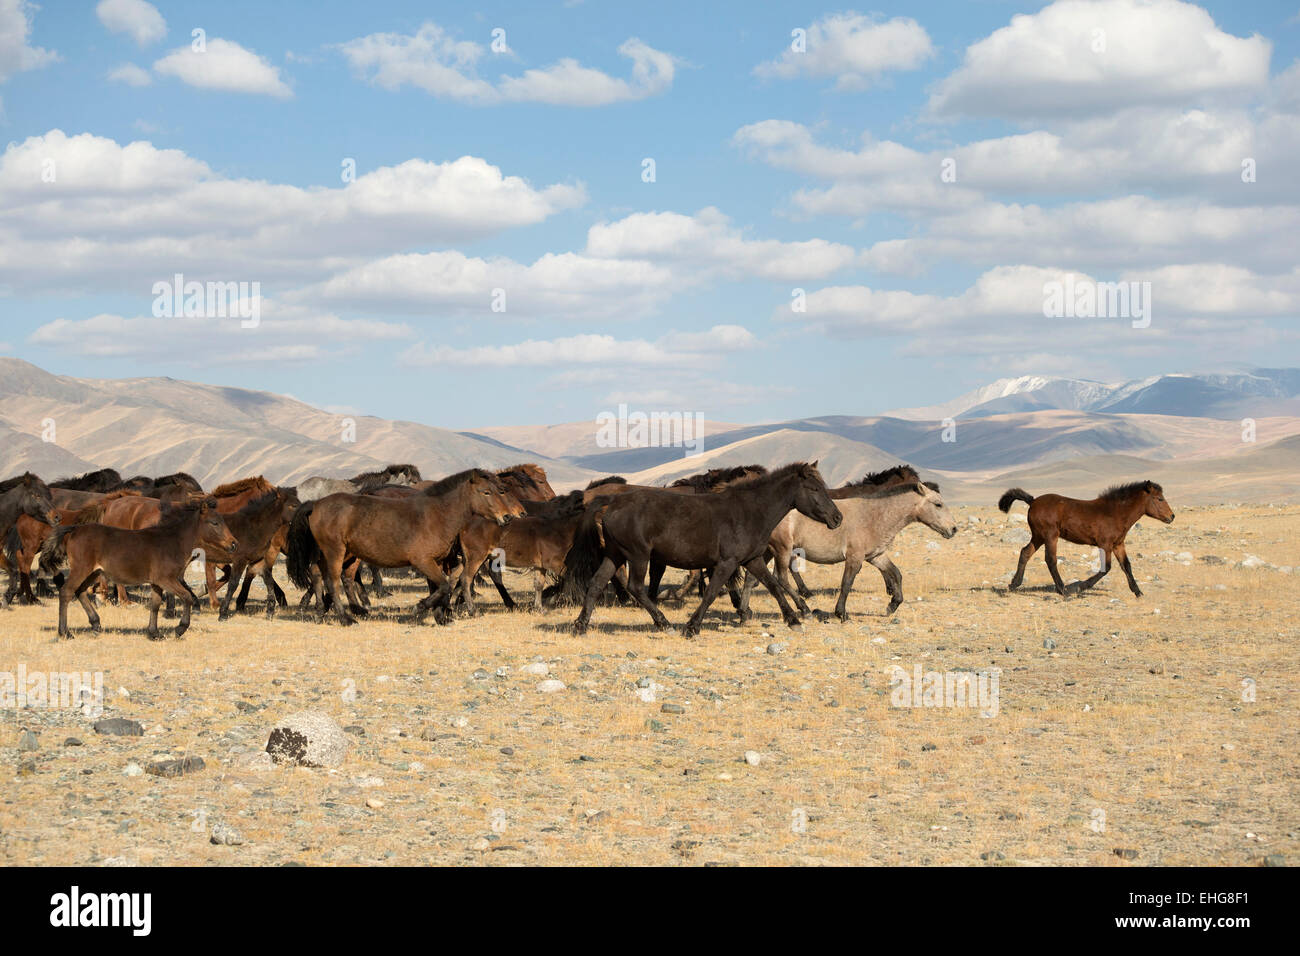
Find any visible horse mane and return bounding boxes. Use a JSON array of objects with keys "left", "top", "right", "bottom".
[
  {"left": 155, "top": 472, "right": 201, "bottom": 489},
  {"left": 671, "top": 464, "right": 767, "bottom": 490},
  {"left": 156, "top": 494, "right": 214, "bottom": 525},
  {"left": 421, "top": 468, "right": 498, "bottom": 496},
  {"left": 586, "top": 476, "right": 626, "bottom": 489},
  {"left": 0, "top": 472, "right": 41, "bottom": 494},
  {"left": 353, "top": 464, "right": 422, "bottom": 489},
  {"left": 497, "top": 465, "right": 543, "bottom": 493},
  {"left": 1099, "top": 480, "right": 1159, "bottom": 502},
  {"left": 724, "top": 461, "right": 818, "bottom": 491},
  {"left": 213, "top": 476, "right": 275, "bottom": 497},
  {"left": 50, "top": 468, "right": 122, "bottom": 491},
  {"left": 524, "top": 490, "right": 584, "bottom": 519},
  {"left": 842, "top": 464, "right": 920, "bottom": 488}
]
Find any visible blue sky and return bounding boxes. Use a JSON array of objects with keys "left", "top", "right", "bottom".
[{"left": 1, "top": 0, "right": 1298, "bottom": 427}]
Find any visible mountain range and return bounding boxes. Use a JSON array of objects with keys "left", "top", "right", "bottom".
[{"left": 2, "top": 359, "right": 1298, "bottom": 504}]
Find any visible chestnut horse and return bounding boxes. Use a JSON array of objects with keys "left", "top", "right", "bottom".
[
  {"left": 41, "top": 497, "right": 237, "bottom": 640},
  {"left": 286, "top": 468, "right": 523, "bottom": 626},
  {"left": 0, "top": 474, "right": 59, "bottom": 605},
  {"left": 999, "top": 480, "right": 1175, "bottom": 597},
  {"left": 570, "top": 462, "right": 842, "bottom": 638}
]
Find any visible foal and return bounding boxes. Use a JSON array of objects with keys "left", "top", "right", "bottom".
[
  {"left": 42, "top": 498, "right": 238, "bottom": 640},
  {"left": 999, "top": 481, "right": 1174, "bottom": 597}
]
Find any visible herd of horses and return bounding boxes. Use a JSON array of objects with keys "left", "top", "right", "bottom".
[{"left": 0, "top": 460, "right": 1176, "bottom": 641}]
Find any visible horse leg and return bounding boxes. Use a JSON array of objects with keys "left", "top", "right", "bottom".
[
  {"left": 486, "top": 560, "right": 516, "bottom": 610},
  {"left": 791, "top": 566, "right": 813, "bottom": 599},
  {"left": 868, "top": 555, "right": 904, "bottom": 614},
  {"left": 218, "top": 560, "right": 250, "bottom": 621},
  {"left": 532, "top": 571, "right": 545, "bottom": 611},
  {"left": 74, "top": 570, "right": 104, "bottom": 635},
  {"left": 1114, "top": 542, "right": 1142, "bottom": 597},
  {"left": 159, "top": 576, "right": 195, "bottom": 639},
  {"left": 624, "top": 557, "right": 673, "bottom": 632},
  {"left": 833, "top": 555, "right": 864, "bottom": 622},
  {"left": 146, "top": 585, "right": 165, "bottom": 641},
  {"left": 573, "top": 557, "right": 618, "bottom": 635},
  {"left": 744, "top": 556, "right": 803, "bottom": 629},
  {"left": 1069, "top": 548, "right": 1112, "bottom": 595},
  {"left": 1008, "top": 534, "right": 1041, "bottom": 591},
  {"left": 772, "top": 544, "right": 811, "bottom": 614},
  {"left": 682, "top": 559, "right": 739, "bottom": 638},
  {"left": 322, "top": 554, "right": 357, "bottom": 626},
  {"left": 370, "top": 564, "right": 390, "bottom": 598},
  {"left": 205, "top": 560, "right": 221, "bottom": 611},
  {"left": 412, "top": 564, "right": 453, "bottom": 624},
  {"left": 647, "top": 560, "right": 667, "bottom": 603},
  {"left": 1042, "top": 536, "right": 1067, "bottom": 595},
  {"left": 261, "top": 569, "right": 280, "bottom": 618},
  {"left": 340, "top": 568, "right": 370, "bottom": 618}
]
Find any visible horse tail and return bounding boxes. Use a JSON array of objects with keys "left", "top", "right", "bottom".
[
  {"left": 553, "top": 505, "right": 609, "bottom": 606},
  {"left": 38, "top": 525, "right": 76, "bottom": 576},
  {"left": 285, "top": 501, "right": 320, "bottom": 589},
  {"left": 998, "top": 488, "right": 1035, "bottom": 513},
  {"left": 3, "top": 523, "right": 22, "bottom": 569}
]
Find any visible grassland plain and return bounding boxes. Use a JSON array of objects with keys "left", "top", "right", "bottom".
[{"left": 0, "top": 504, "right": 1295, "bottom": 866}]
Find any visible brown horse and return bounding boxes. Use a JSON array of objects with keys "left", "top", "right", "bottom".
[
  {"left": 4, "top": 498, "right": 113, "bottom": 605},
  {"left": 210, "top": 487, "right": 299, "bottom": 620},
  {"left": 41, "top": 497, "right": 237, "bottom": 640},
  {"left": 0, "top": 474, "right": 58, "bottom": 605},
  {"left": 570, "top": 462, "right": 842, "bottom": 638},
  {"left": 455, "top": 491, "right": 586, "bottom": 613},
  {"left": 999, "top": 481, "right": 1175, "bottom": 597},
  {"left": 286, "top": 469, "right": 523, "bottom": 625}
]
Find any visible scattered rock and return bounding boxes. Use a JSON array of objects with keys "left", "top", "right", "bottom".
[
  {"left": 744, "top": 751, "right": 761, "bottom": 766},
  {"left": 766, "top": 642, "right": 787, "bottom": 655},
  {"left": 1113, "top": 847, "right": 1140, "bottom": 860},
  {"left": 1264, "top": 854, "right": 1286, "bottom": 867},
  {"left": 980, "top": 850, "right": 1005, "bottom": 861},
  {"left": 210, "top": 823, "right": 243, "bottom": 846},
  {"left": 520, "top": 662, "right": 550, "bottom": 676},
  {"left": 343, "top": 725, "right": 366, "bottom": 736},
  {"left": 536, "top": 679, "right": 566, "bottom": 694},
  {"left": 146, "top": 756, "right": 206, "bottom": 778},
  {"left": 265, "top": 710, "right": 351, "bottom": 768},
  {"left": 63, "top": 737, "right": 83, "bottom": 748},
  {"left": 661, "top": 703, "right": 685, "bottom": 714},
  {"left": 94, "top": 718, "right": 144, "bottom": 737},
  {"left": 17, "top": 730, "right": 38, "bottom": 752}
]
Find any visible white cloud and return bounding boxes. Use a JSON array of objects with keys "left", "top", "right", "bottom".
[
  {"left": 399, "top": 324, "right": 755, "bottom": 368},
  {"left": 108, "top": 62, "right": 152, "bottom": 86},
  {"left": 755, "top": 13, "right": 932, "bottom": 89},
  {"left": 929, "top": 0, "right": 1270, "bottom": 119},
  {"left": 0, "top": 131, "right": 586, "bottom": 294},
  {"left": 0, "top": 0, "right": 58, "bottom": 83},
  {"left": 339, "top": 22, "right": 676, "bottom": 106},
  {"left": 27, "top": 306, "right": 413, "bottom": 364},
  {"left": 585, "top": 207, "right": 859, "bottom": 281},
  {"left": 296, "top": 250, "right": 673, "bottom": 319},
  {"left": 154, "top": 37, "right": 292, "bottom": 98},
  {"left": 95, "top": 0, "right": 165, "bottom": 47}
]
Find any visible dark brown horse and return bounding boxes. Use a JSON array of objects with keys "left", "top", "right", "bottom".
[
  {"left": 114, "top": 472, "right": 203, "bottom": 498},
  {"left": 50, "top": 469, "right": 123, "bottom": 493},
  {"left": 4, "top": 498, "right": 111, "bottom": 605},
  {"left": 571, "top": 462, "right": 842, "bottom": 638},
  {"left": 41, "top": 496, "right": 237, "bottom": 640},
  {"left": 286, "top": 469, "right": 523, "bottom": 625},
  {"left": 0, "top": 475, "right": 58, "bottom": 604},
  {"left": 210, "top": 487, "right": 299, "bottom": 620},
  {"left": 1000, "top": 481, "right": 1175, "bottom": 597}
]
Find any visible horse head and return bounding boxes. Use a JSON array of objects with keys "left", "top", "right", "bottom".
[
  {"left": 792, "top": 461, "right": 842, "bottom": 530},
  {"left": 1142, "top": 481, "right": 1175, "bottom": 524}
]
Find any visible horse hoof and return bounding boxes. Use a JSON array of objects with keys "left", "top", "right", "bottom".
[{"left": 146, "top": 631, "right": 163, "bottom": 642}]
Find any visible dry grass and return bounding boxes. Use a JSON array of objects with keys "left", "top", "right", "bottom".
[{"left": 1, "top": 504, "right": 1296, "bottom": 866}]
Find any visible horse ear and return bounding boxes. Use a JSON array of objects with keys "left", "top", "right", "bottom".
[{"left": 810, "top": 460, "right": 819, "bottom": 469}]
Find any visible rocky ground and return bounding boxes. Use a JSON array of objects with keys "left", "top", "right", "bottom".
[{"left": 0, "top": 504, "right": 1295, "bottom": 866}]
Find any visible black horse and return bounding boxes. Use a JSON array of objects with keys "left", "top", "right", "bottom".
[{"left": 570, "top": 462, "right": 842, "bottom": 638}]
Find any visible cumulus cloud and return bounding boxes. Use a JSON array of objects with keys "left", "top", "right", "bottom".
[
  {"left": 154, "top": 37, "right": 292, "bottom": 98},
  {"left": 95, "top": 0, "right": 165, "bottom": 47},
  {"left": 0, "top": 130, "right": 586, "bottom": 294},
  {"left": 0, "top": 0, "right": 58, "bottom": 83},
  {"left": 585, "top": 207, "right": 859, "bottom": 281},
  {"left": 928, "top": 0, "right": 1270, "bottom": 119},
  {"left": 755, "top": 13, "right": 932, "bottom": 89},
  {"left": 339, "top": 22, "right": 676, "bottom": 105}
]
